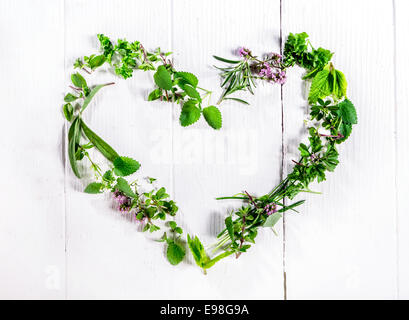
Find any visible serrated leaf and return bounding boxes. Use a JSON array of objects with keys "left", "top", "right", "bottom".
[
  {"left": 338, "top": 99, "right": 357, "bottom": 124},
  {"left": 334, "top": 69, "right": 347, "bottom": 99},
  {"left": 153, "top": 65, "right": 172, "bottom": 90},
  {"left": 71, "top": 72, "right": 87, "bottom": 88},
  {"left": 308, "top": 69, "right": 331, "bottom": 103},
  {"left": 175, "top": 72, "right": 198, "bottom": 87},
  {"left": 263, "top": 212, "right": 282, "bottom": 227},
  {"left": 187, "top": 234, "right": 208, "bottom": 268},
  {"left": 167, "top": 241, "right": 185, "bottom": 265},
  {"left": 63, "top": 103, "right": 73, "bottom": 121},
  {"left": 337, "top": 122, "right": 353, "bottom": 143},
  {"left": 113, "top": 156, "right": 140, "bottom": 176},
  {"left": 84, "top": 182, "right": 104, "bottom": 194},
  {"left": 179, "top": 101, "right": 201, "bottom": 127},
  {"left": 102, "top": 170, "right": 114, "bottom": 182},
  {"left": 80, "top": 119, "right": 119, "bottom": 162},
  {"left": 89, "top": 54, "right": 106, "bottom": 70},
  {"left": 202, "top": 106, "right": 222, "bottom": 130},
  {"left": 114, "top": 177, "right": 136, "bottom": 198},
  {"left": 183, "top": 84, "right": 201, "bottom": 101}
]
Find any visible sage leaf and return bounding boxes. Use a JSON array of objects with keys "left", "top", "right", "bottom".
[
  {"left": 80, "top": 119, "right": 119, "bottom": 162},
  {"left": 68, "top": 116, "right": 81, "bottom": 178},
  {"left": 80, "top": 84, "right": 108, "bottom": 113},
  {"left": 263, "top": 212, "right": 282, "bottom": 228}
]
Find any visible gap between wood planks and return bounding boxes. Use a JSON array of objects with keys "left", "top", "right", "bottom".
[{"left": 279, "top": 0, "right": 287, "bottom": 301}]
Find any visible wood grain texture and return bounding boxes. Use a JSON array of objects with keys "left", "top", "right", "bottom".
[
  {"left": 0, "top": 0, "right": 407, "bottom": 299},
  {"left": 395, "top": 0, "right": 409, "bottom": 299},
  {"left": 170, "top": 0, "right": 283, "bottom": 299},
  {"left": 282, "top": 0, "right": 397, "bottom": 299},
  {"left": 0, "top": 0, "right": 65, "bottom": 299}
]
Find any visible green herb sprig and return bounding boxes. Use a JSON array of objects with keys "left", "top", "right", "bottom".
[
  {"left": 74, "top": 34, "right": 223, "bottom": 129},
  {"left": 186, "top": 32, "right": 358, "bottom": 272}
]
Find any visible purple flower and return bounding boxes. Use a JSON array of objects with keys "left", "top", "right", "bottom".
[
  {"left": 264, "top": 203, "right": 277, "bottom": 216},
  {"left": 238, "top": 47, "right": 250, "bottom": 57},
  {"left": 113, "top": 190, "right": 132, "bottom": 213},
  {"left": 271, "top": 53, "right": 283, "bottom": 64}
]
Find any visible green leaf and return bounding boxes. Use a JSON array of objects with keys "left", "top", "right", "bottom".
[
  {"left": 114, "top": 177, "right": 136, "bottom": 198},
  {"left": 80, "top": 119, "right": 119, "bottom": 162},
  {"left": 175, "top": 72, "right": 198, "bottom": 87},
  {"left": 71, "top": 72, "right": 87, "bottom": 88},
  {"left": 113, "top": 156, "right": 140, "bottom": 176},
  {"left": 183, "top": 84, "right": 202, "bottom": 101},
  {"left": 64, "top": 93, "right": 78, "bottom": 103},
  {"left": 102, "top": 170, "right": 114, "bottom": 182},
  {"left": 203, "top": 251, "right": 234, "bottom": 269},
  {"left": 225, "top": 216, "right": 234, "bottom": 241},
  {"left": 187, "top": 234, "right": 208, "bottom": 268},
  {"left": 80, "top": 84, "right": 109, "bottom": 113},
  {"left": 179, "top": 101, "right": 201, "bottom": 127},
  {"left": 334, "top": 70, "right": 347, "bottom": 99},
  {"left": 84, "top": 182, "right": 104, "bottom": 194},
  {"left": 153, "top": 65, "right": 172, "bottom": 90},
  {"left": 277, "top": 200, "right": 305, "bottom": 213},
  {"left": 263, "top": 212, "right": 282, "bottom": 227},
  {"left": 148, "top": 88, "right": 162, "bottom": 101},
  {"left": 63, "top": 103, "right": 73, "bottom": 121},
  {"left": 167, "top": 241, "right": 186, "bottom": 265},
  {"left": 213, "top": 55, "right": 241, "bottom": 64},
  {"left": 68, "top": 116, "right": 81, "bottom": 178},
  {"left": 338, "top": 122, "right": 353, "bottom": 143},
  {"left": 202, "top": 106, "right": 222, "bottom": 130},
  {"left": 308, "top": 69, "right": 331, "bottom": 104},
  {"left": 89, "top": 54, "right": 106, "bottom": 70},
  {"left": 338, "top": 99, "right": 357, "bottom": 124},
  {"left": 223, "top": 97, "right": 250, "bottom": 105}
]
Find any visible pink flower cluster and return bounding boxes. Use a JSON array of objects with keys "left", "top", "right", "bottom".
[
  {"left": 259, "top": 58, "right": 287, "bottom": 84},
  {"left": 113, "top": 190, "right": 132, "bottom": 213},
  {"left": 238, "top": 47, "right": 251, "bottom": 57},
  {"left": 264, "top": 203, "right": 278, "bottom": 216}
]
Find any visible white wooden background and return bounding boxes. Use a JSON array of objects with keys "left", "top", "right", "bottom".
[{"left": 0, "top": 0, "right": 407, "bottom": 299}]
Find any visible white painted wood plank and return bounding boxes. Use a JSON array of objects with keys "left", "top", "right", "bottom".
[
  {"left": 171, "top": 0, "right": 284, "bottom": 299},
  {"left": 395, "top": 0, "right": 409, "bottom": 300},
  {"left": 0, "top": 0, "right": 65, "bottom": 299},
  {"left": 282, "top": 0, "right": 397, "bottom": 299},
  {"left": 64, "top": 0, "right": 176, "bottom": 299}
]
